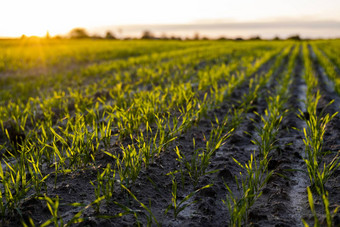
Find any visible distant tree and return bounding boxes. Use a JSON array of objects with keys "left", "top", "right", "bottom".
[
  {"left": 170, "top": 36, "right": 181, "bottom": 40},
  {"left": 273, "top": 36, "right": 281, "bottom": 40},
  {"left": 249, "top": 35, "right": 261, "bottom": 40},
  {"left": 141, "top": 30, "right": 154, "bottom": 39},
  {"left": 53, "top": 35, "right": 63, "bottom": 39},
  {"left": 287, "top": 35, "right": 301, "bottom": 41},
  {"left": 193, "top": 32, "right": 200, "bottom": 40},
  {"left": 235, "top": 37, "right": 244, "bottom": 41},
  {"left": 45, "top": 31, "right": 50, "bottom": 39},
  {"left": 91, "top": 34, "right": 103, "bottom": 39},
  {"left": 69, "top": 28, "right": 89, "bottom": 39},
  {"left": 105, "top": 31, "right": 116, "bottom": 39},
  {"left": 20, "top": 34, "right": 27, "bottom": 39},
  {"left": 217, "top": 36, "right": 232, "bottom": 41}
]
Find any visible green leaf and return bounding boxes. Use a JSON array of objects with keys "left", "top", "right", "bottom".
[{"left": 40, "top": 219, "right": 53, "bottom": 227}]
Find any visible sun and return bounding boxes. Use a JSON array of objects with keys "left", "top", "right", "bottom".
[
  {"left": 0, "top": 0, "right": 78, "bottom": 37},
  {"left": 5, "top": 15, "right": 77, "bottom": 37}
]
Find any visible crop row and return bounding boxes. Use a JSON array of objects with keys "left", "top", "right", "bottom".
[
  {"left": 300, "top": 43, "right": 339, "bottom": 227},
  {"left": 0, "top": 40, "right": 339, "bottom": 226},
  {"left": 0, "top": 41, "right": 288, "bottom": 225}
]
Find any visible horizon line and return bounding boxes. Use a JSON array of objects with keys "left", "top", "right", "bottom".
[{"left": 1, "top": 20, "right": 340, "bottom": 39}]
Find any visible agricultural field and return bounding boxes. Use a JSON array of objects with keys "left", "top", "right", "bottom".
[{"left": 0, "top": 38, "right": 339, "bottom": 226}]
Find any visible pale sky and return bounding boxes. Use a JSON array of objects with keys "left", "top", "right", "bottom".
[{"left": 1, "top": 0, "right": 340, "bottom": 38}]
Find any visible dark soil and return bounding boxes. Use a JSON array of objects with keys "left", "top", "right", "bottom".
[
  {"left": 4, "top": 47, "right": 340, "bottom": 227},
  {"left": 248, "top": 47, "right": 310, "bottom": 227}
]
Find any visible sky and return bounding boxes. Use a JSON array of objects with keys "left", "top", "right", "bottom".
[{"left": 1, "top": 0, "right": 340, "bottom": 38}]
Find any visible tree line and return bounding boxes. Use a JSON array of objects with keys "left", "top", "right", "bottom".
[{"left": 20, "top": 28, "right": 305, "bottom": 41}]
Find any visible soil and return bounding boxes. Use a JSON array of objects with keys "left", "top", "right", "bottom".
[{"left": 4, "top": 47, "right": 340, "bottom": 227}]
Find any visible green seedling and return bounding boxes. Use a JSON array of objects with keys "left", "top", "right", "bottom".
[
  {"left": 0, "top": 40, "right": 294, "bottom": 226},
  {"left": 175, "top": 115, "right": 233, "bottom": 186},
  {"left": 27, "top": 153, "right": 50, "bottom": 195},
  {"left": 121, "top": 184, "right": 160, "bottom": 227},
  {"left": 224, "top": 153, "right": 273, "bottom": 226},
  {"left": 298, "top": 92, "right": 339, "bottom": 195},
  {"left": 91, "top": 163, "right": 116, "bottom": 206},
  {"left": 165, "top": 174, "right": 212, "bottom": 219},
  {"left": 39, "top": 194, "right": 105, "bottom": 227}
]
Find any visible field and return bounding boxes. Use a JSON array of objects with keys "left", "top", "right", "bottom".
[{"left": 0, "top": 39, "right": 339, "bottom": 226}]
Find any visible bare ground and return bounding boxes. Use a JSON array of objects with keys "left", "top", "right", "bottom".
[{"left": 4, "top": 48, "right": 340, "bottom": 227}]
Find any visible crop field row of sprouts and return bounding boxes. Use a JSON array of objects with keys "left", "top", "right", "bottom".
[{"left": 0, "top": 39, "right": 339, "bottom": 226}]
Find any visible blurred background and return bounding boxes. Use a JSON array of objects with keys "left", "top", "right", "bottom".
[{"left": 1, "top": 0, "right": 340, "bottom": 39}]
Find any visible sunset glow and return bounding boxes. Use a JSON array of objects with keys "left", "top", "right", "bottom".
[{"left": 1, "top": 0, "right": 340, "bottom": 38}]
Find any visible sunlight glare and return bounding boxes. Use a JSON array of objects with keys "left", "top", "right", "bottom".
[{"left": 0, "top": 0, "right": 340, "bottom": 37}]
